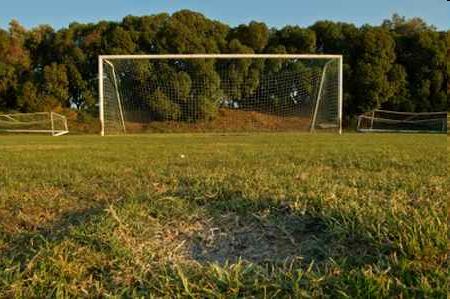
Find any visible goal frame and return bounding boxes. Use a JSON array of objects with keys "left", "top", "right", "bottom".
[
  {"left": 98, "top": 54, "right": 343, "bottom": 136},
  {"left": 357, "top": 110, "right": 447, "bottom": 133},
  {"left": 0, "top": 112, "right": 69, "bottom": 136}
]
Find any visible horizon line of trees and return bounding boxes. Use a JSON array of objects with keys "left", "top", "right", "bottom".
[{"left": 0, "top": 10, "right": 448, "bottom": 122}]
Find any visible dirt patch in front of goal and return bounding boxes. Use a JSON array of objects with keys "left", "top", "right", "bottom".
[
  {"left": 172, "top": 211, "right": 334, "bottom": 265},
  {"left": 125, "top": 108, "right": 312, "bottom": 133}
]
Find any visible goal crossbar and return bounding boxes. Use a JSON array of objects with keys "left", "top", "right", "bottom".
[
  {"left": 373, "top": 110, "right": 446, "bottom": 116},
  {"left": 358, "top": 115, "right": 446, "bottom": 124},
  {"left": 100, "top": 54, "right": 343, "bottom": 60}
]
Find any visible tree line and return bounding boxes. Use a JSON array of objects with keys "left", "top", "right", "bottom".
[{"left": 0, "top": 10, "right": 448, "bottom": 123}]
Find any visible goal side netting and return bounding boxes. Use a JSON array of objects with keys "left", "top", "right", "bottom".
[
  {"left": 357, "top": 110, "right": 448, "bottom": 133},
  {"left": 0, "top": 112, "right": 69, "bottom": 136},
  {"left": 99, "top": 54, "right": 343, "bottom": 135}
]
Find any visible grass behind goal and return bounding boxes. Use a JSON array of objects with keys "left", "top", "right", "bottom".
[{"left": 0, "top": 133, "right": 447, "bottom": 297}]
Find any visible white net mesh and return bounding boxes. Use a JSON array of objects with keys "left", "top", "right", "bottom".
[
  {"left": 101, "top": 56, "right": 341, "bottom": 135},
  {"left": 357, "top": 110, "right": 448, "bottom": 133},
  {"left": 0, "top": 112, "right": 69, "bottom": 136}
]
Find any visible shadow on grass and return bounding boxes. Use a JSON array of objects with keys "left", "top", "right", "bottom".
[
  {"left": 0, "top": 184, "right": 381, "bottom": 297},
  {"left": 1, "top": 206, "right": 106, "bottom": 267},
  {"left": 166, "top": 185, "right": 380, "bottom": 267},
  {"left": 1, "top": 192, "right": 379, "bottom": 270},
  {"left": 0, "top": 203, "right": 133, "bottom": 296}
]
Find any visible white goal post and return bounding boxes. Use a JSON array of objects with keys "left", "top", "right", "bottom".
[
  {"left": 0, "top": 112, "right": 69, "bottom": 136},
  {"left": 99, "top": 54, "right": 343, "bottom": 135},
  {"left": 357, "top": 110, "right": 447, "bottom": 133}
]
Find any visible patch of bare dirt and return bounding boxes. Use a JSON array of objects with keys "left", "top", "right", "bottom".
[
  {"left": 125, "top": 108, "right": 312, "bottom": 133},
  {"left": 161, "top": 211, "right": 332, "bottom": 265}
]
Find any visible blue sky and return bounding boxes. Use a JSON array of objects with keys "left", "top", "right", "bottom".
[{"left": 1, "top": 0, "right": 449, "bottom": 30}]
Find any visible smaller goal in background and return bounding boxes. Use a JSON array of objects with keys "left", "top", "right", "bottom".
[
  {"left": 357, "top": 110, "right": 447, "bottom": 134},
  {"left": 0, "top": 112, "right": 69, "bottom": 136}
]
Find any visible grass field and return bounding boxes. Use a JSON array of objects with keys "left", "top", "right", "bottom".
[{"left": 0, "top": 133, "right": 447, "bottom": 298}]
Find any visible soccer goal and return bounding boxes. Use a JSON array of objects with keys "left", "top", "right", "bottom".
[
  {"left": 0, "top": 112, "right": 69, "bottom": 136},
  {"left": 99, "top": 54, "right": 343, "bottom": 135},
  {"left": 357, "top": 110, "right": 447, "bottom": 133}
]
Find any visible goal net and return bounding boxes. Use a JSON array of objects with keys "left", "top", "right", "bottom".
[
  {"left": 99, "top": 54, "right": 343, "bottom": 135},
  {"left": 0, "top": 112, "right": 69, "bottom": 136},
  {"left": 357, "top": 110, "right": 447, "bottom": 133}
]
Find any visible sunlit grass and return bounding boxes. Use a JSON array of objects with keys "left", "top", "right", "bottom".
[{"left": 0, "top": 133, "right": 447, "bottom": 297}]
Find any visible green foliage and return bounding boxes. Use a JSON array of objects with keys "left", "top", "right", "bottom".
[
  {"left": 384, "top": 63, "right": 411, "bottom": 110},
  {"left": 353, "top": 27, "right": 398, "bottom": 112},
  {"left": 173, "top": 71, "right": 192, "bottom": 102},
  {"left": 122, "top": 13, "right": 169, "bottom": 53},
  {"left": 43, "top": 63, "right": 69, "bottom": 106},
  {"left": 158, "top": 10, "right": 229, "bottom": 54},
  {"left": 270, "top": 26, "right": 316, "bottom": 53},
  {"left": 188, "top": 60, "right": 222, "bottom": 120},
  {"left": 147, "top": 88, "right": 181, "bottom": 121},
  {"left": 231, "top": 21, "right": 269, "bottom": 52},
  {"left": 446, "top": 31, "right": 450, "bottom": 111},
  {"left": 195, "top": 93, "right": 220, "bottom": 120},
  {"left": 221, "top": 39, "right": 255, "bottom": 101},
  {"left": 387, "top": 15, "right": 448, "bottom": 112},
  {"left": 0, "top": 12, "right": 447, "bottom": 118},
  {"left": 105, "top": 26, "right": 136, "bottom": 54},
  {"left": 0, "top": 24, "right": 31, "bottom": 110},
  {"left": 66, "top": 63, "right": 94, "bottom": 109},
  {"left": 17, "top": 81, "right": 40, "bottom": 111}
]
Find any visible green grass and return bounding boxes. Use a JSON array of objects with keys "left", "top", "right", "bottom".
[{"left": 0, "top": 133, "right": 447, "bottom": 298}]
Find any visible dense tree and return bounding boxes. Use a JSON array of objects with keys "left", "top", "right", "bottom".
[
  {"left": 230, "top": 21, "right": 269, "bottom": 52},
  {"left": 25, "top": 25, "right": 55, "bottom": 67},
  {"left": 104, "top": 26, "right": 137, "bottom": 54},
  {"left": 157, "top": 10, "right": 228, "bottom": 54},
  {"left": 310, "top": 21, "right": 361, "bottom": 117},
  {"left": 269, "top": 26, "right": 316, "bottom": 53},
  {"left": 383, "top": 15, "right": 448, "bottom": 112},
  {"left": 17, "top": 81, "right": 40, "bottom": 111},
  {"left": 0, "top": 21, "right": 31, "bottom": 110},
  {"left": 0, "top": 11, "right": 447, "bottom": 123},
  {"left": 382, "top": 14, "right": 436, "bottom": 35},
  {"left": 122, "top": 14, "right": 169, "bottom": 53},
  {"left": 446, "top": 31, "right": 450, "bottom": 110},
  {"left": 352, "top": 27, "right": 398, "bottom": 111}
]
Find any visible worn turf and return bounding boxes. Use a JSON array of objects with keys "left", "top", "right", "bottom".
[{"left": 0, "top": 133, "right": 447, "bottom": 297}]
